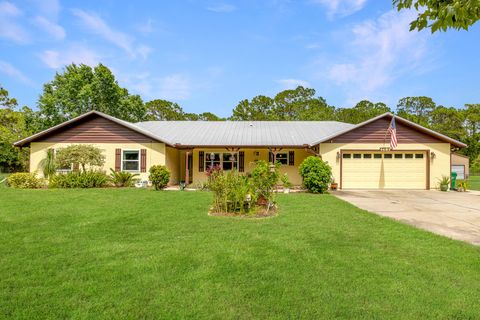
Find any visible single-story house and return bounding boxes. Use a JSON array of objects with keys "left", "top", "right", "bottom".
[
  {"left": 14, "top": 110, "right": 466, "bottom": 189},
  {"left": 451, "top": 153, "right": 470, "bottom": 180}
]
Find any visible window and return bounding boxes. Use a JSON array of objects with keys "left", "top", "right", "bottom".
[
  {"left": 122, "top": 150, "right": 140, "bottom": 171},
  {"left": 394, "top": 154, "right": 403, "bottom": 159},
  {"left": 363, "top": 154, "right": 372, "bottom": 159},
  {"left": 405, "top": 154, "right": 414, "bottom": 159},
  {"left": 353, "top": 154, "right": 362, "bottom": 159},
  {"left": 343, "top": 153, "right": 351, "bottom": 159},
  {"left": 384, "top": 154, "right": 392, "bottom": 159},
  {"left": 205, "top": 152, "right": 237, "bottom": 171},
  {"left": 275, "top": 153, "right": 288, "bottom": 165},
  {"left": 415, "top": 154, "right": 424, "bottom": 159},
  {"left": 222, "top": 153, "right": 238, "bottom": 170},
  {"left": 374, "top": 154, "right": 382, "bottom": 159}
]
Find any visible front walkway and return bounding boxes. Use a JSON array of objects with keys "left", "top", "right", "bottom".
[{"left": 333, "top": 189, "right": 480, "bottom": 245}]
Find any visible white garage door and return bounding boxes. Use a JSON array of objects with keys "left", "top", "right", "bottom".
[{"left": 342, "top": 152, "right": 427, "bottom": 189}]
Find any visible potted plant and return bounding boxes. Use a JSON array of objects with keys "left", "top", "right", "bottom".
[
  {"left": 281, "top": 173, "right": 293, "bottom": 194},
  {"left": 330, "top": 178, "right": 338, "bottom": 191},
  {"left": 438, "top": 175, "right": 450, "bottom": 191},
  {"left": 457, "top": 180, "right": 468, "bottom": 192}
]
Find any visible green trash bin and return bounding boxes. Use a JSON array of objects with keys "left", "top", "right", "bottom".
[{"left": 451, "top": 171, "right": 457, "bottom": 190}]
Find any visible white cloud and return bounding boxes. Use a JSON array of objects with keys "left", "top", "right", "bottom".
[
  {"left": 277, "top": 78, "right": 311, "bottom": 89},
  {"left": 207, "top": 3, "right": 237, "bottom": 13},
  {"left": 0, "top": 60, "right": 32, "bottom": 84},
  {"left": 136, "top": 18, "right": 154, "bottom": 34},
  {"left": 40, "top": 45, "right": 101, "bottom": 69},
  {"left": 71, "top": 9, "right": 151, "bottom": 59},
  {"left": 33, "top": 16, "right": 65, "bottom": 40},
  {"left": 312, "top": 0, "right": 367, "bottom": 18},
  {"left": 0, "top": 1, "right": 29, "bottom": 43},
  {"left": 158, "top": 74, "right": 191, "bottom": 100},
  {"left": 322, "top": 9, "right": 430, "bottom": 102},
  {"left": 30, "top": 0, "right": 60, "bottom": 19}
]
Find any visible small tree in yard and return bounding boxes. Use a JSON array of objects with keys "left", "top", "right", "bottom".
[
  {"left": 55, "top": 144, "right": 105, "bottom": 172},
  {"left": 149, "top": 165, "right": 170, "bottom": 190},
  {"left": 299, "top": 156, "right": 332, "bottom": 194}
]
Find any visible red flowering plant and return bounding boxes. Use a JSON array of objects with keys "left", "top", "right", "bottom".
[{"left": 205, "top": 164, "right": 222, "bottom": 178}]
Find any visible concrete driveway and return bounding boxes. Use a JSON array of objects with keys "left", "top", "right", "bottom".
[{"left": 333, "top": 190, "right": 480, "bottom": 245}]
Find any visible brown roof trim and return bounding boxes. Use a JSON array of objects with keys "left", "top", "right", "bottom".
[
  {"left": 309, "top": 112, "right": 467, "bottom": 148},
  {"left": 174, "top": 144, "right": 307, "bottom": 149},
  {"left": 13, "top": 111, "right": 174, "bottom": 147}
]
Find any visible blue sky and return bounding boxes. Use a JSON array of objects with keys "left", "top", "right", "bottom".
[{"left": 0, "top": 0, "right": 479, "bottom": 117}]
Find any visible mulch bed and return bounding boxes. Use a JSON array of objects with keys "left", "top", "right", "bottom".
[{"left": 208, "top": 205, "right": 278, "bottom": 218}]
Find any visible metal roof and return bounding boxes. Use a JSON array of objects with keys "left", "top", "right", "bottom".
[{"left": 134, "top": 120, "right": 355, "bottom": 147}]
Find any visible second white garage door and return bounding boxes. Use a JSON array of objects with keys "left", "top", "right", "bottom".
[{"left": 342, "top": 151, "right": 427, "bottom": 189}]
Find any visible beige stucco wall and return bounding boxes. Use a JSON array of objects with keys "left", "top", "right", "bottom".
[
  {"left": 166, "top": 146, "right": 180, "bottom": 184},
  {"left": 30, "top": 142, "right": 167, "bottom": 182},
  {"left": 319, "top": 142, "right": 451, "bottom": 189},
  {"left": 190, "top": 148, "right": 311, "bottom": 186}
]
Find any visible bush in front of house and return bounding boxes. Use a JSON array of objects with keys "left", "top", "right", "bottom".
[
  {"left": 207, "top": 160, "right": 280, "bottom": 215},
  {"left": 149, "top": 165, "right": 170, "bottom": 190},
  {"left": 250, "top": 160, "right": 280, "bottom": 204},
  {"left": 299, "top": 156, "right": 332, "bottom": 194},
  {"left": 208, "top": 168, "right": 252, "bottom": 214},
  {"left": 55, "top": 144, "right": 105, "bottom": 172},
  {"left": 49, "top": 171, "right": 109, "bottom": 188},
  {"left": 109, "top": 169, "right": 139, "bottom": 187},
  {"left": 7, "top": 172, "right": 43, "bottom": 189}
]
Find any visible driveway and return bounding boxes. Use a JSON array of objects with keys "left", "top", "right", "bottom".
[{"left": 333, "top": 190, "right": 480, "bottom": 245}]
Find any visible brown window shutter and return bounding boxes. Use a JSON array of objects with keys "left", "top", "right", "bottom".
[
  {"left": 239, "top": 151, "right": 245, "bottom": 172},
  {"left": 199, "top": 151, "right": 204, "bottom": 172},
  {"left": 115, "top": 149, "right": 121, "bottom": 171},
  {"left": 141, "top": 149, "right": 147, "bottom": 173},
  {"left": 289, "top": 151, "right": 295, "bottom": 166}
]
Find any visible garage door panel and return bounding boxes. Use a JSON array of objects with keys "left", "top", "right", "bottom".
[{"left": 342, "top": 152, "right": 426, "bottom": 189}]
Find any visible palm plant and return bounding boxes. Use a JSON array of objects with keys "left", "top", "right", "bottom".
[
  {"left": 39, "top": 149, "right": 57, "bottom": 178},
  {"left": 109, "top": 169, "right": 139, "bottom": 187}
]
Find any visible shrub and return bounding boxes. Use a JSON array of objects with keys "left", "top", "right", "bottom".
[
  {"left": 7, "top": 172, "right": 43, "bottom": 189},
  {"left": 38, "top": 149, "right": 56, "bottom": 178},
  {"left": 49, "top": 171, "right": 109, "bottom": 188},
  {"left": 149, "top": 165, "right": 170, "bottom": 190},
  {"left": 109, "top": 169, "right": 139, "bottom": 187},
  {"left": 55, "top": 144, "right": 105, "bottom": 172},
  {"left": 250, "top": 160, "right": 280, "bottom": 203},
  {"left": 299, "top": 156, "right": 332, "bottom": 194},
  {"left": 208, "top": 169, "right": 252, "bottom": 213}
]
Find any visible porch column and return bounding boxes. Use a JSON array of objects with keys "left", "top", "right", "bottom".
[{"left": 185, "top": 150, "right": 190, "bottom": 185}]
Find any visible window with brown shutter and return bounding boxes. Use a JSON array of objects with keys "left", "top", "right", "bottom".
[
  {"left": 199, "top": 151, "right": 204, "bottom": 172},
  {"left": 115, "top": 148, "right": 121, "bottom": 171},
  {"left": 140, "top": 149, "right": 147, "bottom": 172},
  {"left": 288, "top": 151, "right": 294, "bottom": 166},
  {"left": 239, "top": 151, "right": 245, "bottom": 172}
]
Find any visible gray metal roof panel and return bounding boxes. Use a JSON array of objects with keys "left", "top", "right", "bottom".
[{"left": 133, "top": 121, "right": 355, "bottom": 147}]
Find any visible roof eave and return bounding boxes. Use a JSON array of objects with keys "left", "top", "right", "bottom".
[
  {"left": 13, "top": 110, "right": 175, "bottom": 147},
  {"left": 309, "top": 112, "right": 467, "bottom": 148}
]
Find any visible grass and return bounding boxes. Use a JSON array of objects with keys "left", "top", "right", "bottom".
[
  {"left": 468, "top": 175, "right": 480, "bottom": 191},
  {"left": 1, "top": 189, "right": 479, "bottom": 319}
]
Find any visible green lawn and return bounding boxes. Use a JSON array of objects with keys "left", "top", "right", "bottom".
[
  {"left": 468, "top": 175, "right": 480, "bottom": 191},
  {"left": 1, "top": 189, "right": 479, "bottom": 319}
]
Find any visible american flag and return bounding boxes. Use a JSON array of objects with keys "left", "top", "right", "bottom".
[{"left": 388, "top": 116, "right": 398, "bottom": 149}]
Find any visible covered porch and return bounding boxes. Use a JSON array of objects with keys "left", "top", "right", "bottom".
[{"left": 169, "top": 146, "right": 319, "bottom": 186}]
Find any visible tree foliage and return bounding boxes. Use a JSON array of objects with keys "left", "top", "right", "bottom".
[
  {"left": 35, "top": 63, "right": 146, "bottom": 130},
  {"left": 0, "top": 87, "right": 30, "bottom": 172},
  {"left": 394, "top": 0, "right": 480, "bottom": 33},
  {"left": 145, "top": 99, "right": 223, "bottom": 121},
  {"left": 55, "top": 144, "right": 105, "bottom": 172},
  {"left": 299, "top": 156, "right": 332, "bottom": 194}
]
